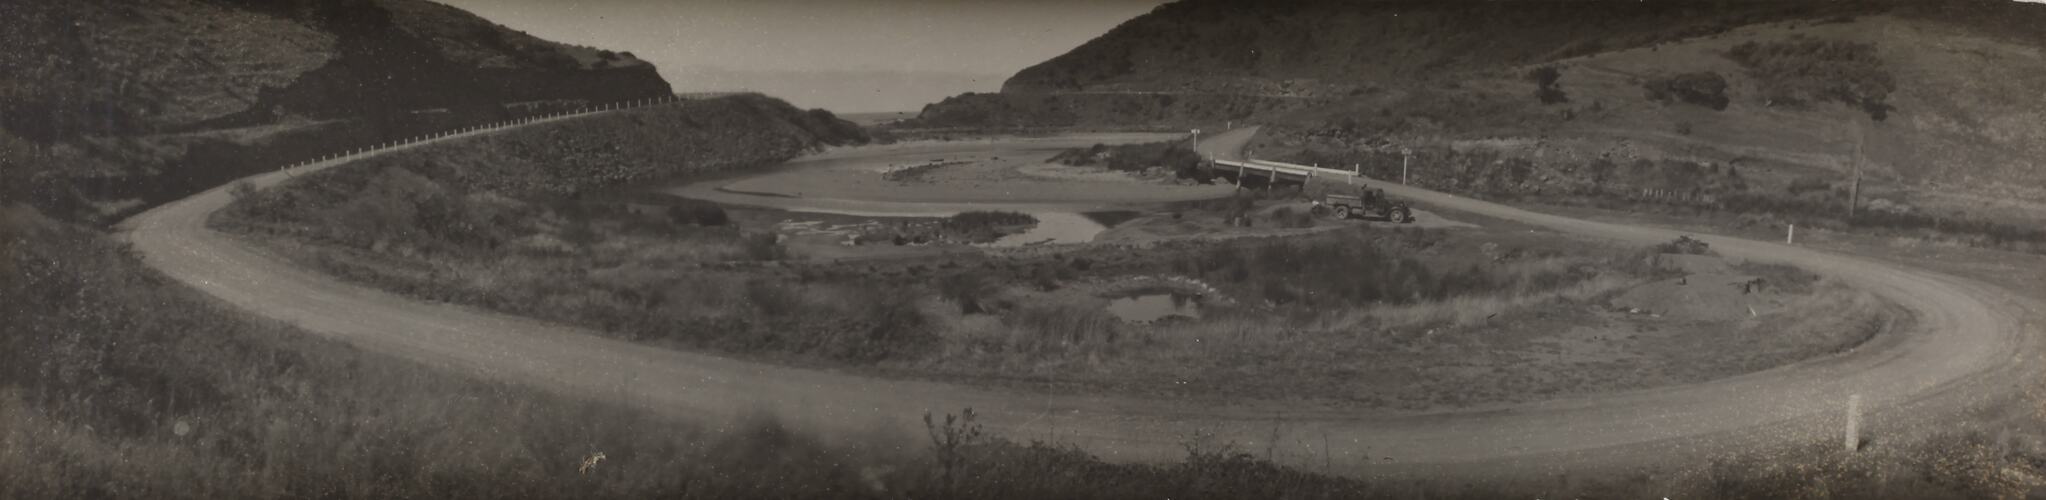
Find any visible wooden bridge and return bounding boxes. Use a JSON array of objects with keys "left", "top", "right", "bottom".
[{"left": 1204, "top": 158, "right": 1374, "bottom": 189}]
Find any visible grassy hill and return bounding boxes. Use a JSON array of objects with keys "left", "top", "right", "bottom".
[
  {"left": 0, "top": 0, "right": 671, "bottom": 224},
  {"left": 1000, "top": 0, "right": 1861, "bottom": 95},
  {"left": 215, "top": 93, "right": 866, "bottom": 258},
  {"left": 906, "top": 0, "right": 2046, "bottom": 243}
]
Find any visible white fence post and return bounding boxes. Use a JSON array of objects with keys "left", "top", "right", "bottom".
[{"left": 1787, "top": 224, "right": 1797, "bottom": 245}]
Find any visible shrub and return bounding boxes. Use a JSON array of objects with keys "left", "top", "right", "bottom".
[
  {"left": 736, "top": 232, "right": 785, "bottom": 261},
  {"left": 1002, "top": 303, "right": 1122, "bottom": 346},
  {"left": 945, "top": 211, "right": 1037, "bottom": 232},
  {"left": 1049, "top": 140, "right": 1201, "bottom": 173},
  {"left": 1787, "top": 176, "right": 1834, "bottom": 196},
  {"left": 1528, "top": 66, "right": 1569, "bottom": 104},
  {"left": 935, "top": 271, "right": 998, "bottom": 314},
  {"left": 1642, "top": 71, "right": 1730, "bottom": 110},
  {"left": 847, "top": 291, "right": 934, "bottom": 361},
  {"left": 1725, "top": 36, "right": 1893, "bottom": 118},
  {"left": 666, "top": 202, "right": 730, "bottom": 226},
  {"left": 1653, "top": 235, "right": 1713, "bottom": 255},
  {"left": 1268, "top": 206, "right": 1314, "bottom": 228},
  {"left": 227, "top": 180, "right": 257, "bottom": 200}
]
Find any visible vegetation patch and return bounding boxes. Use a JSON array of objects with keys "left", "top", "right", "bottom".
[
  {"left": 1528, "top": 66, "right": 1570, "bottom": 105},
  {"left": 1724, "top": 36, "right": 1894, "bottom": 117},
  {"left": 882, "top": 160, "right": 970, "bottom": 183},
  {"left": 1642, "top": 71, "right": 1731, "bottom": 110},
  {"left": 1047, "top": 140, "right": 1203, "bottom": 178},
  {"left": 1653, "top": 235, "right": 1714, "bottom": 255},
  {"left": 1277, "top": 133, "right": 2046, "bottom": 255},
  {"left": 942, "top": 211, "right": 1039, "bottom": 242}
]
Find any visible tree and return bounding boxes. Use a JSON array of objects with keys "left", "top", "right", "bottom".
[{"left": 1528, "top": 66, "right": 1569, "bottom": 104}]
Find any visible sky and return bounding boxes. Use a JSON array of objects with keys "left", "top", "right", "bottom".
[{"left": 436, "top": 0, "right": 1167, "bottom": 113}]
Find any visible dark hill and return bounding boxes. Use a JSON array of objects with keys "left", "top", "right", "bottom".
[
  {"left": 1, "top": 0, "right": 671, "bottom": 222},
  {"left": 1002, "top": 0, "right": 1858, "bottom": 95}
]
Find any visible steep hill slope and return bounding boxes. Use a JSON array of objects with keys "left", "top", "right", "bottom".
[
  {"left": 906, "top": 0, "right": 2046, "bottom": 231},
  {"left": 1001, "top": 0, "right": 1858, "bottom": 96},
  {"left": 0, "top": 0, "right": 671, "bottom": 223}
]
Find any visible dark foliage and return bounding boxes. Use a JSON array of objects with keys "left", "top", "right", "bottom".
[
  {"left": 944, "top": 211, "right": 1038, "bottom": 232},
  {"left": 1652, "top": 235, "right": 1713, "bottom": 255},
  {"left": 1529, "top": 66, "right": 1570, "bottom": 104},
  {"left": 1048, "top": 140, "right": 1202, "bottom": 174},
  {"left": 666, "top": 201, "right": 731, "bottom": 227},
  {"left": 1725, "top": 36, "right": 1894, "bottom": 119},
  {"left": 1643, "top": 71, "right": 1731, "bottom": 110}
]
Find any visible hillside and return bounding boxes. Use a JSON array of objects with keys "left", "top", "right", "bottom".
[
  {"left": 0, "top": 0, "right": 671, "bottom": 223},
  {"left": 1001, "top": 0, "right": 1864, "bottom": 96},
  {"left": 905, "top": 0, "right": 2046, "bottom": 230},
  {"left": 215, "top": 93, "right": 865, "bottom": 257}
]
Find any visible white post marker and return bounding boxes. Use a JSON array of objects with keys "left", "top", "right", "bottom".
[
  {"left": 1845, "top": 394, "right": 1862, "bottom": 452},
  {"left": 1191, "top": 129, "right": 1200, "bottom": 153},
  {"left": 1401, "top": 147, "right": 1413, "bottom": 185},
  {"left": 1788, "top": 224, "right": 1797, "bottom": 245}
]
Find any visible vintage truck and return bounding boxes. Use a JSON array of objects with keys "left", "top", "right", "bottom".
[{"left": 1314, "top": 185, "right": 1414, "bottom": 223}]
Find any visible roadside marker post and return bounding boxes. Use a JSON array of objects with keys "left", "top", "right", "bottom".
[
  {"left": 1401, "top": 147, "right": 1413, "bottom": 185},
  {"left": 1845, "top": 394, "right": 1862, "bottom": 452},
  {"left": 1788, "top": 224, "right": 1797, "bottom": 245}
]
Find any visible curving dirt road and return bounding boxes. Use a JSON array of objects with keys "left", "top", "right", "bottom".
[{"left": 122, "top": 122, "right": 2043, "bottom": 479}]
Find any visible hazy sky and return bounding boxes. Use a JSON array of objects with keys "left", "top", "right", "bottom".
[{"left": 437, "top": 0, "right": 1166, "bottom": 113}]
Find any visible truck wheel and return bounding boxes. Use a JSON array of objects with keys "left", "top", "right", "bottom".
[
  {"left": 1333, "top": 205, "right": 1352, "bottom": 220},
  {"left": 1394, "top": 207, "right": 1413, "bottom": 223}
]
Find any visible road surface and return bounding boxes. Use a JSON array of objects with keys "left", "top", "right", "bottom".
[{"left": 121, "top": 121, "right": 2044, "bottom": 480}]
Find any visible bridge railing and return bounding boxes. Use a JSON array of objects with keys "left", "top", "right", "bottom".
[
  {"left": 1209, "top": 158, "right": 1374, "bottom": 187},
  {"left": 277, "top": 94, "right": 697, "bottom": 172}
]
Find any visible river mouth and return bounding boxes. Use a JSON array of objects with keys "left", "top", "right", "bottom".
[{"left": 659, "top": 133, "right": 1235, "bottom": 246}]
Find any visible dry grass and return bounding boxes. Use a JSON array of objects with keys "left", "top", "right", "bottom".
[
  {"left": 1345, "top": 272, "right": 1638, "bottom": 329},
  {"left": 5, "top": 207, "right": 1471, "bottom": 498}
]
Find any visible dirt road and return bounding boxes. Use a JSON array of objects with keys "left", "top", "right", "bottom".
[{"left": 121, "top": 122, "right": 2043, "bottom": 480}]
